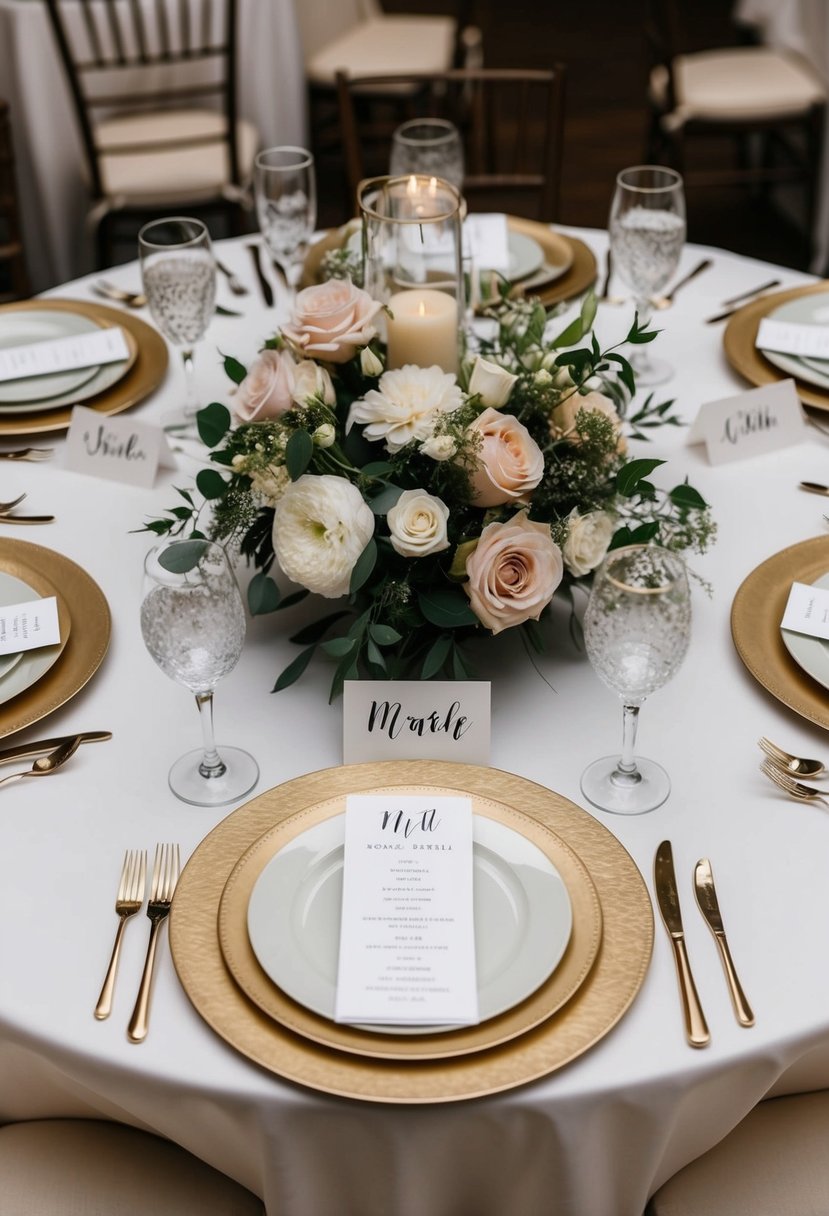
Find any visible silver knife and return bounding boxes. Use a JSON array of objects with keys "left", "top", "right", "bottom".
[
  {"left": 0, "top": 731, "right": 111, "bottom": 767},
  {"left": 654, "top": 840, "right": 710, "bottom": 1048},
  {"left": 694, "top": 858, "right": 755, "bottom": 1028}
]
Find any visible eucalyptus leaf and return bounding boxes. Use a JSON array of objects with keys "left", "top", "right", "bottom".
[
  {"left": 368, "top": 623, "right": 402, "bottom": 646},
  {"left": 321, "top": 636, "right": 358, "bottom": 659},
  {"left": 196, "top": 468, "right": 228, "bottom": 500},
  {"left": 222, "top": 354, "right": 247, "bottom": 385},
  {"left": 285, "top": 430, "right": 314, "bottom": 481},
  {"left": 368, "top": 484, "right": 404, "bottom": 515},
  {"left": 197, "top": 402, "right": 231, "bottom": 447},
  {"left": 418, "top": 587, "right": 478, "bottom": 629},
  {"left": 670, "top": 483, "right": 708, "bottom": 510},
  {"left": 421, "top": 633, "right": 452, "bottom": 679},
  {"left": 273, "top": 645, "right": 316, "bottom": 692},
  {"left": 248, "top": 572, "right": 281, "bottom": 615},
  {"left": 349, "top": 537, "right": 377, "bottom": 594},
  {"left": 157, "top": 539, "right": 208, "bottom": 573},
  {"left": 616, "top": 458, "right": 665, "bottom": 496}
]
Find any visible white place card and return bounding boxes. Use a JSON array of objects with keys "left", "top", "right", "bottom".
[
  {"left": 757, "top": 318, "right": 829, "bottom": 360},
  {"left": 781, "top": 581, "right": 829, "bottom": 640},
  {"left": 686, "top": 379, "right": 806, "bottom": 465},
  {"left": 335, "top": 792, "right": 479, "bottom": 1025},
  {"left": 0, "top": 327, "right": 130, "bottom": 383},
  {"left": 464, "top": 213, "right": 510, "bottom": 271},
  {"left": 343, "top": 680, "right": 490, "bottom": 765},
  {"left": 64, "top": 405, "right": 176, "bottom": 488},
  {"left": 0, "top": 596, "right": 60, "bottom": 655}
]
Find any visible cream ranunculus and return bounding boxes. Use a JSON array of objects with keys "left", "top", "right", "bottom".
[
  {"left": 281, "top": 280, "right": 383, "bottom": 364},
  {"left": 468, "top": 355, "right": 519, "bottom": 408},
  {"left": 551, "top": 389, "right": 626, "bottom": 453},
  {"left": 468, "top": 407, "right": 544, "bottom": 507},
  {"left": 562, "top": 508, "right": 615, "bottom": 577},
  {"left": 420, "top": 433, "right": 457, "bottom": 461},
  {"left": 347, "top": 365, "right": 464, "bottom": 453},
  {"left": 386, "top": 489, "right": 450, "bottom": 558},
  {"left": 272, "top": 474, "right": 374, "bottom": 598},
  {"left": 463, "top": 512, "right": 563, "bottom": 634},
  {"left": 232, "top": 348, "right": 297, "bottom": 422},
  {"left": 292, "top": 359, "right": 336, "bottom": 407}
]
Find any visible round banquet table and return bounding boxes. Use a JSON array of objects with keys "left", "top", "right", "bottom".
[{"left": 2, "top": 228, "right": 829, "bottom": 1216}]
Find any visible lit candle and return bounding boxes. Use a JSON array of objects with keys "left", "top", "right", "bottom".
[{"left": 385, "top": 289, "right": 459, "bottom": 374}]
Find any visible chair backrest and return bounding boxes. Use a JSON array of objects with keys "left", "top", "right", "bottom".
[
  {"left": 336, "top": 67, "right": 567, "bottom": 222},
  {"left": 0, "top": 100, "right": 30, "bottom": 302},
  {"left": 43, "top": 0, "right": 241, "bottom": 199},
  {"left": 294, "top": 0, "right": 379, "bottom": 62}
]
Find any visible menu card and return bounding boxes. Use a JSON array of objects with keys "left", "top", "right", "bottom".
[
  {"left": 335, "top": 793, "right": 479, "bottom": 1025},
  {"left": 781, "top": 581, "right": 829, "bottom": 640},
  {"left": 0, "top": 596, "right": 60, "bottom": 655},
  {"left": 757, "top": 318, "right": 829, "bottom": 360},
  {"left": 0, "top": 328, "right": 130, "bottom": 383}
]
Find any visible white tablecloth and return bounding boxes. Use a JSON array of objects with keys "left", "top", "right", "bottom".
[
  {"left": 0, "top": 0, "right": 307, "bottom": 292},
  {"left": 2, "top": 228, "right": 829, "bottom": 1216}
]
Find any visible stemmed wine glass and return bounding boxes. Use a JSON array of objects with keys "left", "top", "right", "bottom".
[
  {"left": 140, "top": 538, "right": 259, "bottom": 807},
  {"left": 580, "top": 544, "right": 691, "bottom": 815},
  {"left": 390, "top": 118, "right": 465, "bottom": 191},
  {"left": 608, "top": 165, "right": 686, "bottom": 386},
  {"left": 254, "top": 146, "right": 317, "bottom": 296},
  {"left": 138, "top": 217, "right": 216, "bottom": 431}
]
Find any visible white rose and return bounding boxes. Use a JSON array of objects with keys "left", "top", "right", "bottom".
[
  {"left": 420, "top": 433, "right": 457, "bottom": 461},
  {"left": 562, "top": 509, "right": 615, "bottom": 577},
  {"left": 468, "top": 356, "right": 519, "bottom": 407},
  {"left": 273, "top": 474, "right": 374, "bottom": 598},
  {"left": 313, "top": 423, "right": 336, "bottom": 448},
  {"left": 360, "top": 346, "right": 384, "bottom": 377},
  {"left": 292, "top": 359, "right": 336, "bottom": 407},
  {"left": 386, "top": 489, "right": 450, "bottom": 558}
]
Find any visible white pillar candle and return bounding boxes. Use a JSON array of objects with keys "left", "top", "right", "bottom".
[{"left": 385, "top": 289, "right": 459, "bottom": 374}]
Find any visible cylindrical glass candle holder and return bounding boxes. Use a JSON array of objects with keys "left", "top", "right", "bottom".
[{"left": 358, "top": 174, "right": 463, "bottom": 374}]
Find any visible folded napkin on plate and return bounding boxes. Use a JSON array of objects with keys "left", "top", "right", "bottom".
[
  {"left": 463, "top": 213, "right": 510, "bottom": 272},
  {"left": 756, "top": 317, "right": 829, "bottom": 361},
  {"left": 0, "top": 328, "right": 130, "bottom": 383}
]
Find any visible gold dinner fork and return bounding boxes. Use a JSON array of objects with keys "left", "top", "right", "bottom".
[
  {"left": 0, "top": 449, "right": 53, "bottom": 462},
  {"left": 760, "top": 759, "right": 829, "bottom": 808},
  {"left": 94, "top": 849, "right": 147, "bottom": 1020},
  {"left": 127, "top": 843, "right": 180, "bottom": 1043},
  {"left": 758, "top": 736, "right": 825, "bottom": 778},
  {"left": 0, "top": 493, "right": 26, "bottom": 514}
]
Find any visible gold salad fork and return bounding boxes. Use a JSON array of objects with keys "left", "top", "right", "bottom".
[
  {"left": 0, "top": 448, "right": 53, "bottom": 462},
  {"left": 94, "top": 849, "right": 147, "bottom": 1020},
  {"left": 127, "top": 843, "right": 180, "bottom": 1043},
  {"left": 758, "top": 736, "right": 825, "bottom": 778},
  {"left": 760, "top": 760, "right": 829, "bottom": 808}
]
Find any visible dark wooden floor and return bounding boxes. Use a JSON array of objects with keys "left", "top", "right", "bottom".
[{"left": 314, "top": 0, "right": 814, "bottom": 272}]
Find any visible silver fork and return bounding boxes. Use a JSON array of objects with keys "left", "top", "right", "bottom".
[
  {"left": 94, "top": 849, "right": 147, "bottom": 1020},
  {"left": 217, "top": 259, "right": 249, "bottom": 296},
  {"left": 760, "top": 759, "right": 829, "bottom": 807},
  {"left": 758, "top": 736, "right": 825, "bottom": 778},
  {"left": 0, "top": 449, "right": 53, "bottom": 462},
  {"left": 127, "top": 843, "right": 180, "bottom": 1043}
]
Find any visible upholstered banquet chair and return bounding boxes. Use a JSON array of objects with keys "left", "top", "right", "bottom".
[
  {"left": 336, "top": 67, "right": 567, "bottom": 222},
  {"left": 646, "top": 1091, "right": 829, "bottom": 1214},
  {"left": 43, "top": 0, "right": 258, "bottom": 268},
  {"left": 0, "top": 99, "right": 30, "bottom": 302},
  {"left": 0, "top": 1119, "right": 265, "bottom": 1215},
  {"left": 645, "top": 0, "right": 826, "bottom": 247}
]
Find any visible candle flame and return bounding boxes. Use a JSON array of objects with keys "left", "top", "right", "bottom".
[
  {"left": 407, "top": 175, "right": 418, "bottom": 197},
  {"left": 418, "top": 301, "right": 427, "bottom": 317},
  {"left": 428, "top": 177, "right": 437, "bottom": 197}
]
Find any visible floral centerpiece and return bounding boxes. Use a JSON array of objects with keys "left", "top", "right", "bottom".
[{"left": 147, "top": 275, "right": 714, "bottom": 700}]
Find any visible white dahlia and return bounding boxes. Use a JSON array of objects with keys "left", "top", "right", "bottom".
[
  {"left": 272, "top": 474, "right": 374, "bottom": 598},
  {"left": 346, "top": 364, "right": 463, "bottom": 453}
]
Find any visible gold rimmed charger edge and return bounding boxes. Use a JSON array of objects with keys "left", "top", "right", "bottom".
[
  {"left": 169, "top": 760, "right": 653, "bottom": 1104},
  {"left": 731, "top": 535, "right": 829, "bottom": 730},
  {"left": 0, "top": 539, "right": 110, "bottom": 737},
  {"left": 217, "top": 784, "right": 603, "bottom": 1061},
  {"left": 723, "top": 281, "right": 829, "bottom": 413},
  {"left": 0, "top": 298, "right": 168, "bottom": 435}
]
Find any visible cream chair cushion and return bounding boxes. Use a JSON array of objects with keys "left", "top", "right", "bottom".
[
  {"left": 93, "top": 110, "right": 258, "bottom": 205},
  {"left": 648, "top": 1091, "right": 829, "bottom": 1215},
  {"left": 651, "top": 47, "right": 825, "bottom": 131},
  {"left": 306, "top": 16, "right": 456, "bottom": 86},
  {"left": 0, "top": 1119, "right": 264, "bottom": 1215}
]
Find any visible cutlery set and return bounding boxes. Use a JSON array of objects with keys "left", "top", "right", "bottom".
[
  {"left": 759, "top": 737, "right": 829, "bottom": 808},
  {"left": 95, "top": 842, "right": 181, "bottom": 1042},
  {"left": 0, "top": 731, "right": 109, "bottom": 785},
  {"left": 704, "top": 279, "right": 782, "bottom": 324},
  {"left": 654, "top": 840, "right": 754, "bottom": 1049}
]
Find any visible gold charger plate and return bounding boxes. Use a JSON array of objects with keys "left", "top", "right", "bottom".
[
  {"left": 170, "top": 761, "right": 653, "bottom": 1104},
  {"left": 0, "top": 539, "right": 110, "bottom": 737},
  {"left": 723, "top": 282, "right": 829, "bottom": 413},
  {"left": 731, "top": 536, "right": 829, "bottom": 729},
  {"left": 218, "top": 786, "right": 603, "bottom": 1061},
  {"left": 301, "top": 219, "right": 597, "bottom": 310},
  {"left": 0, "top": 298, "right": 168, "bottom": 435}
]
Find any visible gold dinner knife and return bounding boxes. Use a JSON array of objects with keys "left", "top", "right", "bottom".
[
  {"left": 654, "top": 840, "right": 710, "bottom": 1048},
  {"left": 694, "top": 858, "right": 755, "bottom": 1028}
]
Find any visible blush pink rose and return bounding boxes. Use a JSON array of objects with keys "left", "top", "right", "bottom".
[
  {"left": 463, "top": 512, "right": 563, "bottom": 634},
  {"left": 468, "top": 407, "right": 544, "bottom": 507},
  {"left": 282, "top": 280, "right": 383, "bottom": 364},
  {"left": 233, "top": 348, "right": 297, "bottom": 422}
]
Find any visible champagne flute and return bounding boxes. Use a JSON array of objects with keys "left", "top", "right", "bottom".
[
  {"left": 138, "top": 216, "right": 216, "bottom": 431},
  {"left": 608, "top": 165, "right": 686, "bottom": 386},
  {"left": 254, "top": 145, "right": 317, "bottom": 296},
  {"left": 390, "top": 118, "right": 465, "bottom": 191},
  {"left": 580, "top": 544, "right": 691, "bottom": 815},
  {"left": 140, "top": 538, "right": 259, "bottom": 807}
]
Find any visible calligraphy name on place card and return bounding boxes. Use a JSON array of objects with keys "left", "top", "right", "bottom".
[
  {"left": 687, "top": 379, "right": 805, "bottom": 465},
  {"left": 343, "top": 679, "right": 490, "bottom": 765},
  {"left": 64, "top": 405, "right": 175, "bottom": 488}
]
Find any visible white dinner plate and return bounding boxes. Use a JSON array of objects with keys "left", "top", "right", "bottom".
[
  {"left": 506, "top": 230, "right": 545, "bottom": 281},
  {"left": 247, "top": 812, "right": 573, "bottom": 1033},
  {"left": 0, "top": 570, "right": 67, "bottom": 705},
  {"left": 781, "top": 570, "right": 829, "bottom": 690},
  {"left": 759, "top": 295, "right": 829, "bottom": 392}
]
